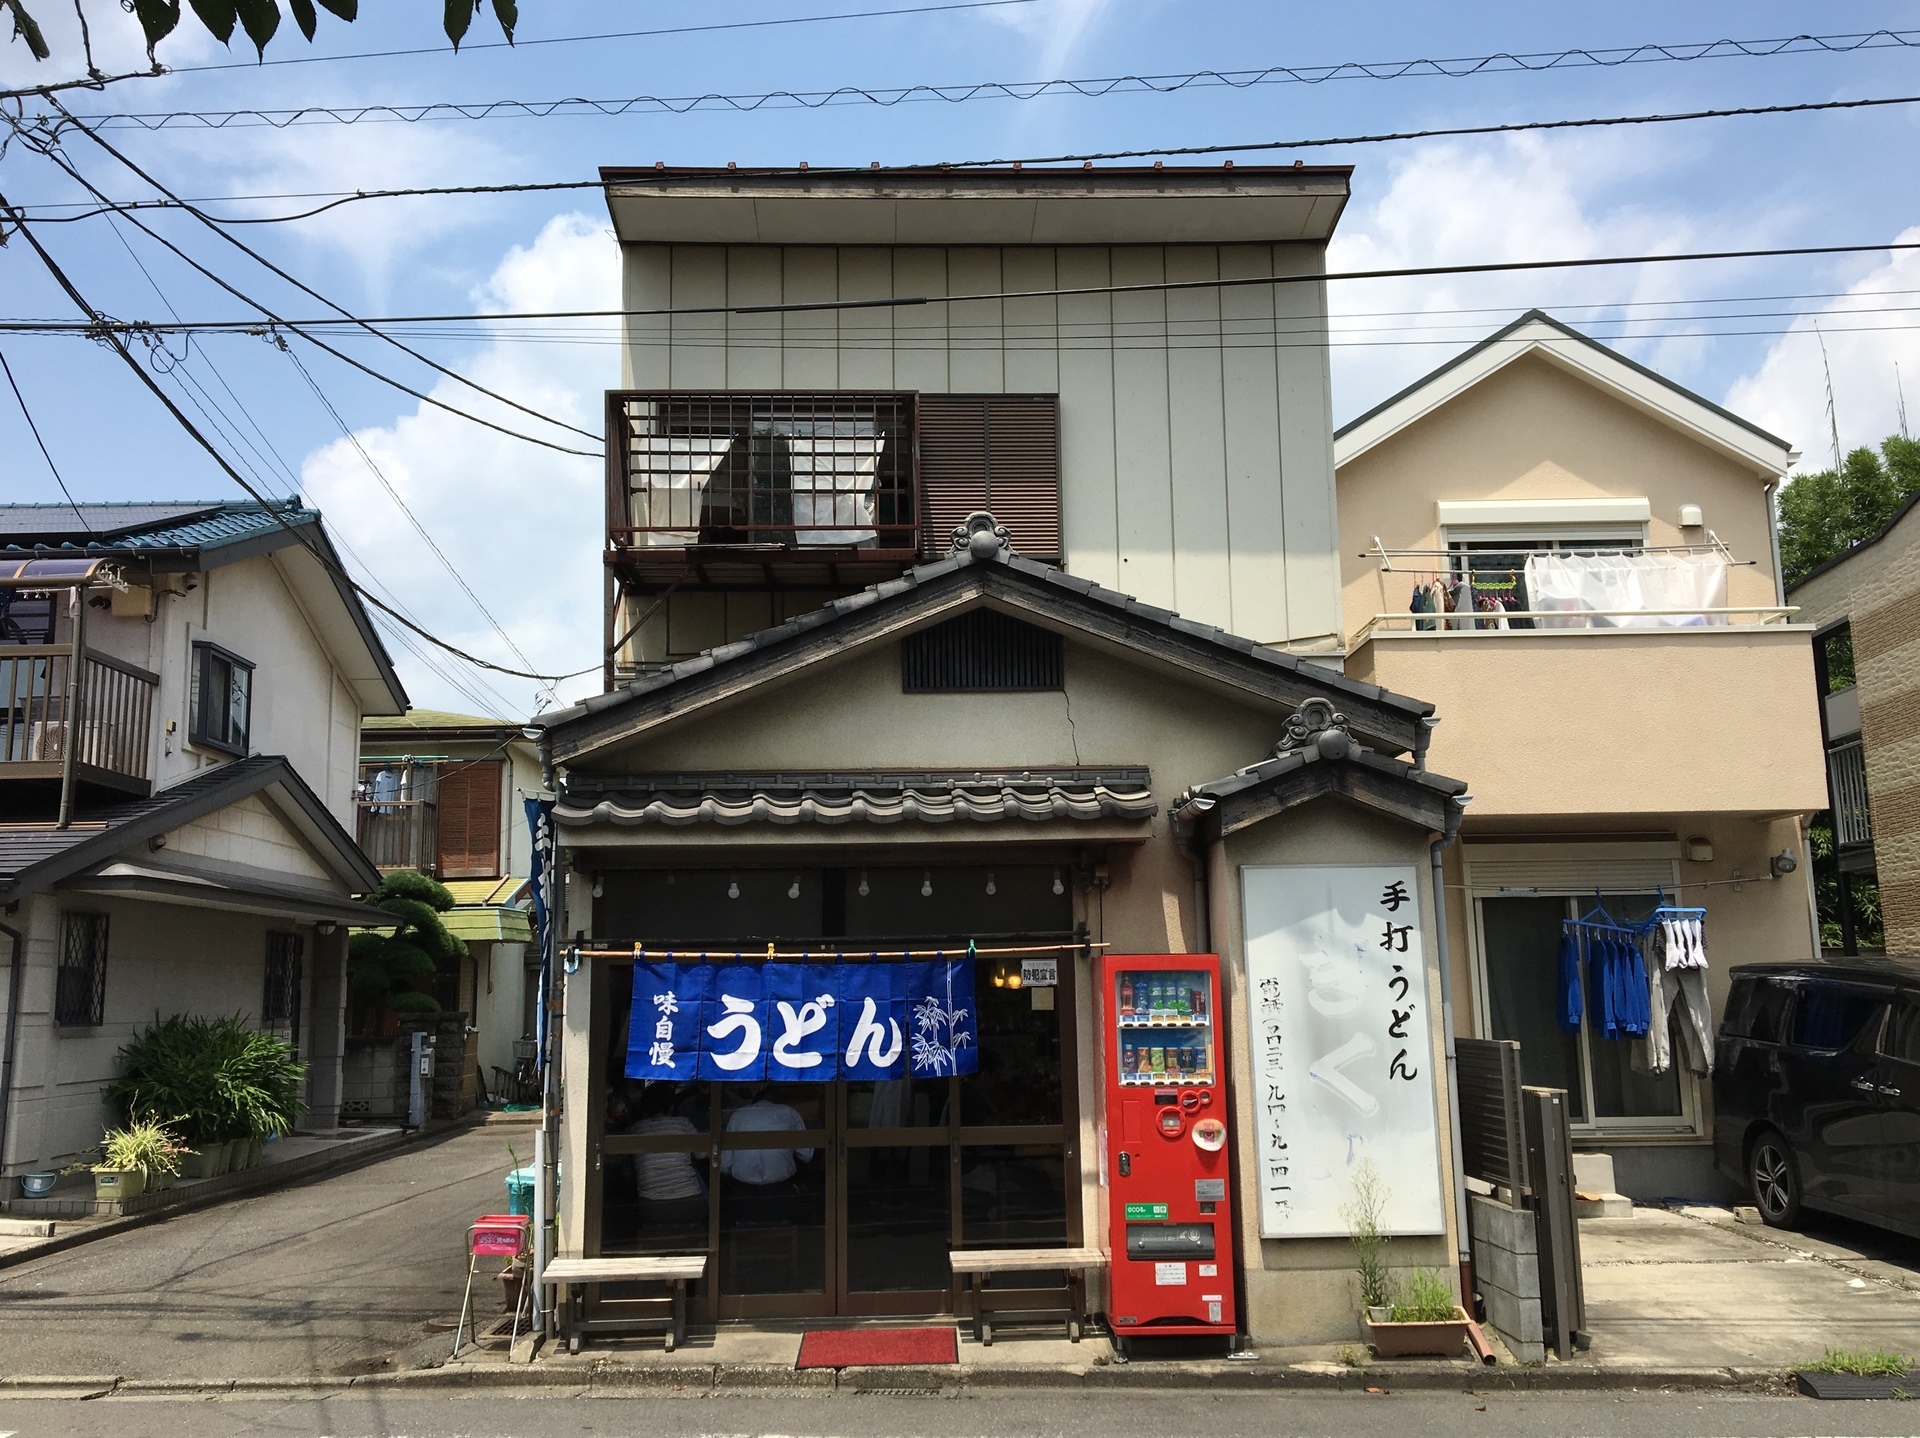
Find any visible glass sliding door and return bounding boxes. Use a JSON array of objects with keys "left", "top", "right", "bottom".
[{"left": 1476, "top": 893, "right": 1691, "bottom": 1135}]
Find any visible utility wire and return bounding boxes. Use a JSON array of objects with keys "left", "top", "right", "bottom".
[
  {"left": 10, "top": 236, "right": 1920, "bottom": 332},
  {"left": 0, "top": 186, "right": 598, "bottom": 686},
  {"left": 165, "top": 0, "right": 1040, "bottom": 74},
  {"left": 8, "top": 125, "right": 602, "bottom": 458},
  {"left": 18, "top": 89, "right": 1920, "bottom": 227},
  {"left": 50, "top": 99, "right": 601, "bottom": 443},
  {"left": 51, "top": 28, "right": 1920, "bottom": 129},
  {"left": 0, "top": 345, "right": 91, "bottom": 532},
  {"left": 277, "top": 335, "right": 549, "bottom": 692}
]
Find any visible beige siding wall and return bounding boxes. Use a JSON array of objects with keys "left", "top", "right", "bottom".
[
  {"left": 1791, "top": 503, "right": 1920, "bottom": 951},
  {"left": 620, "top": 242, "right": 1339, "bottom": 652},
  {"left": 1337, "top": 352, "right": 1784, "bottom": 644}
]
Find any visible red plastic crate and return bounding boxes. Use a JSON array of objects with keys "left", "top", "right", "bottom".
[{"left": 470, "top": 1213, "right": 530, "bottom": 1257}]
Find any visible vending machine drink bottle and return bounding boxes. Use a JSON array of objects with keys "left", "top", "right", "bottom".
[{"left": 1103, "top": 953, "right": 1235, "bottom": 1341}]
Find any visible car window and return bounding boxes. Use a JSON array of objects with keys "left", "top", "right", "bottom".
[
  {"left": 1885, "top": 997, "right": 1920, "bottom": 1065},
  {"left": 1736, "top": 979, "right": 1795, "bottom": 1043},
  {"left": 1787, "top": 983, "right": 1885, "bottom": 1051}
]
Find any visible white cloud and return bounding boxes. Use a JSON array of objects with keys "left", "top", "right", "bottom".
[
  {"left": 1722, "top": 231, "right": 1920, "bottom": 472},
  {"left": 296, "top": 211, "right": 616, "bottom": 720},
  {"left": 986, "top": 0, "right": 1118, "bottom": 76}
]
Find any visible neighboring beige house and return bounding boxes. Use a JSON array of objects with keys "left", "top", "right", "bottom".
[
  {"left": 1789, "top": 488, "right": 1920, "bottom": 955},
  {"left": 356, "top": 710, "right": 542, "bottom": 1108},
  {"left": 0, "top": 501, "right": 406, "bottom": 1194},
  {"left": 528, "top": 165, "right": 1481, "bottom": 1348},
  {"left": 1335, "top": 312, "right": 1829, "bottom": 1198}
]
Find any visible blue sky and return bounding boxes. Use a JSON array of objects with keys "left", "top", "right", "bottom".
[{"left": 3, "top": 1, "right": 1918, "bottom": 716}]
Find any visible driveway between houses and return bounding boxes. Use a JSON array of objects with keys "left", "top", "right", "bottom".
[{"left": 0, "top": 1124, "right": 515, "bottom": 1380}]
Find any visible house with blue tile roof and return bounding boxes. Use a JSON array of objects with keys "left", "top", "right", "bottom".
[{"left": 0, "top": 500, "right": 408, "bottom": 1194}]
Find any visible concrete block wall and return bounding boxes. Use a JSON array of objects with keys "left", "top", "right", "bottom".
[{"left": 1469, "top": 1191, "right": 1545, "bottom": 1364}]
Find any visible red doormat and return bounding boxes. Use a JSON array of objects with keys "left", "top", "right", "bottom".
[{"left": 796, "top": 1326, "right": 958, "bottom": 1369}]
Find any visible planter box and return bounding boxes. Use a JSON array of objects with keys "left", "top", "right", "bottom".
[
  {"left": 1364, "top": 1306, "right": 1472, "bottom": 1359},
  {"left": 93, "top": 1168, "right": 145, "bottom": 1203}
]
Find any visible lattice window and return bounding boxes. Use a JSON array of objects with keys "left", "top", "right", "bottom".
[
  {"left": 55, "top": 911, "right": 109, "bottom": 1028},
  {"left": 264, "top": 932, "right": 304, "bottom": 1047}
]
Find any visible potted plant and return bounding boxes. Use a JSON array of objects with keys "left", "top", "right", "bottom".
[
  {"left": 1364, "top": 1268, "right": 1472, "bottom": 1359},
  {"left": 98, "top": 1118, "right": 187, "bottom": 1195},
  {"left": 106, "top": 1014, "right": 307, "bottom": 1178},
  {"left": 1341, "top": 1159, "right": 1394, "bottom": 1324}
]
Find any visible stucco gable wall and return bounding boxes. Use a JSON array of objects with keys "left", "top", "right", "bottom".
[{"left": 1338, "top": 352, "right": 1781, "bottom": 642}]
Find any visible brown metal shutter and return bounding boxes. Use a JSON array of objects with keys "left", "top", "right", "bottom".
[
  {"left": 917, "top": 395, "right": 1060, "bottom": 561},
  {"left": 435, "top": 760, "right": 503, "bottom": 879}
]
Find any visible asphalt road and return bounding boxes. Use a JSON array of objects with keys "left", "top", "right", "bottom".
[
  {"left": 0, "top": 1123, "right": 519, "bottom": 1380},
  {"left": 2, "top": 1390, "right": 1918, "bottom": 1438}
]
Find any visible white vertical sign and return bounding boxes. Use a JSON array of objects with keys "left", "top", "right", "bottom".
[{"left": 1241, "top": 864, "right": 1446, "bottom": 1238}]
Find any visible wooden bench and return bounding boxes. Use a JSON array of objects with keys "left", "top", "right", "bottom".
[
  {"left": 541, "top": 1255, "right": 707, "bottom": 1353},
  {"left": 948, "top": 1247, "right": 1104, "bottom": 1344}
]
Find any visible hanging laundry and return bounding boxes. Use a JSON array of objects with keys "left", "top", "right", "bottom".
[{"left": 1558, "top": 930, "right": 1584, "bottom": 1033}]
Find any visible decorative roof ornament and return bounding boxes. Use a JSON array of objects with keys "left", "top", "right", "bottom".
[
  {"left": 1274, "top": 696, "right": 1361, "bottom": 761},
  {"left": 951, "top": 511, "right": 1011, "bottom": 559}
]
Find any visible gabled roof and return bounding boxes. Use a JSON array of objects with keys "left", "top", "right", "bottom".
[
  {"left": 0, "top": 754, "right": 384, "bottom": 907},
  {"left": 1333, "top": 310, "right": 1794, "bottom": 477},
  {"left": 362, "top": 709, "right": 525, "bottom": 740},
  {"left": 0, "top": 500, "right": 407, "bottom": 715},
  {"left": 1173, "top": 701, "right": 1469, "bottom": 843},
  {"left": 536, "top": 527, "right": 1436, "bottom": 763}
]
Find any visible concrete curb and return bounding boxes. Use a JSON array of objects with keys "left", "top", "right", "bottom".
[
  {"left": 0, "top": 1362, "right": 1797, "bottom": 1400},
  {"left": 0, "top": 1117, "right": 484, "bottom": 1274}
]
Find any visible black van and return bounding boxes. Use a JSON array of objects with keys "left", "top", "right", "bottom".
[{"left": 1713, "top": 957, "right": 1920, "bottom": 1238}]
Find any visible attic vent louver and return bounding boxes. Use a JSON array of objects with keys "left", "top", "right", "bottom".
[{"left": 901, "top": 610, "right": 1063, "bottom": 693}]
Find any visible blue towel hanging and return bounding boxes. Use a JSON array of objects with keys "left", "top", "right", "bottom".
[{"left": 1558, "top": 931, "right": 1584, "bottom": 1032}]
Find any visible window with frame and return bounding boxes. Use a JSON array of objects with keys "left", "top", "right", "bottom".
[
  {"left": 1446, "top": 530, "right": 1644, "bottom": 629},
  {"left": 191, "top": 641, "right": 253, "bottom": 756},
  {"left": 264, "top": 931, "right": 304, "bottom": 1044},
  {"left": 56, "top": 911, "right": 109, "bottom": 1028}
]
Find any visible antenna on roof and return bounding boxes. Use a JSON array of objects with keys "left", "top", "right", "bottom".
[
  {"left": 1898, "top": 360, "right": 1911, "bottom": 441},
  {"left": 1815, "top": 322, "right": 1842, "bottom": 470}
]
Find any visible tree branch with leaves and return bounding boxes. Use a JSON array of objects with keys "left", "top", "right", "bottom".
[{"left": 4, "top": 0, "right": 517, "bottom": 69}]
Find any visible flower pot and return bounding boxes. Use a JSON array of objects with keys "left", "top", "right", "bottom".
[
  {"left": 246, "top": 1135, "right": 265, "bottom": 1169},
  {"left": 93, "top": 1167, "right": 146, "bottom": 1204},
  {"left": 1364, "top": 1307, "right": 1472, "bottom": 1359},
  {"left": 217, "top": 1139, "right": 238, "bottom": 1175},
  {"left": 179, "top": 1146, "right": 220, "bottom": 1180},
  {"left": 1366, "top": 1305, "right": 1394, "bottom": 1324},
  {"left": 20, "top": 1171, "right": 59, "bottom": 1198},
  {"left": 229, "top": 1138, "right": 252, "bottom": 1172},
  {"left": 144, "top": 1165, "right": 176, "bottom": 1192}
]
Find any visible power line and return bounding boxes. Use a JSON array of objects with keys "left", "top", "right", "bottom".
[
  {"left": 18, "top": 89, "right": 1920, "bottom": 228},
  {"left": 51, "top": 28, "right": 1920, "bottom": 129},
  {"left": 8, "top": 125, "right": 602, "bottom": 458},
  {"left": 0, "top": 185, "right": 598, "bottom": 687},
  {"left": 0, "top": 346, "right": 90, "bottom": 532},
  {"left": 164, "top": 0, "right": 1042, "bottom": 75},
  {"left": 49, "top": 101, "right": 601, "bottom": 444},
  {"left": 7, "top": 235, "right": 1920, "bottom": 332}
]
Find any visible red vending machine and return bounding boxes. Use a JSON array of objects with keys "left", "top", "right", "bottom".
[{"left": 1102, "top": 952, "right": 1236, "bottom": 1341}]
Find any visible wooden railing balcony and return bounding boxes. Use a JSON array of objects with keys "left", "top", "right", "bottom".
[
  {"left": 0, "top": 644, "right": 159, "bottom": 795},
  {"left": 356, "top": 798, "right": 439, "bottom": 874}
]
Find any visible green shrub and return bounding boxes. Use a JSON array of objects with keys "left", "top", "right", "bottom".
[
  {"left": 107, "top": 1014, "right": 305, "bottom": 1144},
  {"left": 1389, "top": 1268, "right": 1458, "bottom": 1324},
  {"left": 100, "top": 1117, "right": 188, "bottom": 1177},
  {"left": 349, "top": 870, "right": 466, "bottom": 1013}
]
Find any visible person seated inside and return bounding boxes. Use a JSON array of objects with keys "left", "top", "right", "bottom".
[
  {"left": 628, "top": 1083, "right": 706, "bottom": 1233},
  {"left": 720, "top": 1085, "right": 815, "bottom": 1194}
]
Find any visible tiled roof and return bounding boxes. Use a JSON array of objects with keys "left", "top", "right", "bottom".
[
  {"left": 363, "top": 709, "right": 514, "bottom": 732},
  {"left": 0, "top": 500, "right": 316, "bottom": 554}
]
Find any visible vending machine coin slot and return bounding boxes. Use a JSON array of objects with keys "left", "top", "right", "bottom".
[{"left": 1117, "top": 1151, "right": 1131, "bottom": 1178}]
